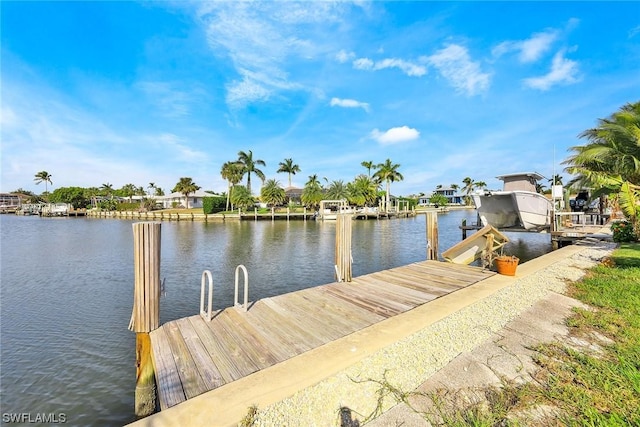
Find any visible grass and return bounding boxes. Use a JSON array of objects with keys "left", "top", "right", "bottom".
[{"left": 360, "top": 243, "right": 640, "bottom": 426}]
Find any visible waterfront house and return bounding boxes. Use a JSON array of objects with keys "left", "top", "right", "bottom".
[
  {"left": 418, "top": 187, "right": 464, "bottom": 205},
  {"left": 284, "top": 186, "right": 303, "bottom": 205},
  {"left": 158, "top": 190, "right": 210, "bottom": 209}
]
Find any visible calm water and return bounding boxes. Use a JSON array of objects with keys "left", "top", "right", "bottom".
[{"left": 0, "top": 211, "right": 551, "bottom": 426}]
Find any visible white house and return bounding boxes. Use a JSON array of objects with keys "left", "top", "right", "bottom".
[{"left": 158, "top": 190, "right": 211, "bottom": 209}]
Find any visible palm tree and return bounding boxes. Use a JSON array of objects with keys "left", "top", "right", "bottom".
[
  {"left": 221, "top": 161, "right": 244, "bottom": 211},
  {"left": 121, "top": 183, "right": 137, "bottom": 203},
  {"left": 147, "top": 182, "right": 157, "bottom": 196},
  {"left": 277, "top": 158, "right": 301, "bottom": 188},
  {"left": 462, "top": 177, "right": 476, "bottom": 206},
  {"left": 301, "top": 174, "right": 324, "bottom": 209},
  {"left": 563, "top": 101, "right": 640, "bottom": 231},
  {"left": 237, "top": 150, "right": 266, "bottom": 194},
  {"left": 373, "top": 159, "right": 403, "bottom": 212},
  {"left": 474, "top": 181, "right": 487, "bottom": 191},
  {"left": 260, "top": 179, "right": 286, "bottom": 207},
  {"left": 172, "top": 177, "right": 200, "bottom": 209},
  {"left": 326, "top": 180, "right": 349, "bottom": 200},
  {"left": 100, "top": 183, "right": 114, "bottom": 199},
  {"left": 230, "top": 185, "right": 255, "bottom": 210},
  {"left": 548, "top": 175, "right": 564, "bottom": 186},
  {"left": 34, "top": 171, "right": 53, "bottom": 193},
  {"left": 361, "top": 161, "right": 374, "bottom": 177},
  {"left": 347, "top": 174, "right": 379, "bottom": 207}
]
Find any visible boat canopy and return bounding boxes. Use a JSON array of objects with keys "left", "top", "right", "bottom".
[{"left": 496, "top": 172, "right": 545, "bottom": 192}]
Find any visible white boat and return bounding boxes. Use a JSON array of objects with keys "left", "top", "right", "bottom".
[
  {"left": 317, "top": 200, "right": 354, "bottom": 220},
  {"left": 472, "top": 172, "right": 552, "bottom": 231}
]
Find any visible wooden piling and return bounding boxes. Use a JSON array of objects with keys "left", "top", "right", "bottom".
[
  {"left": 426, "top": 211, "right": 439, "bottom": 260},
  {"left": 335, "top": 214, "right": 352, "bottom": 282},
  {"left": 130, "top": 222, "right": 161, "bottom": 417}
]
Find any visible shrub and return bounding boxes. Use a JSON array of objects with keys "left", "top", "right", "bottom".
[
  {"left": 202, "top": 196, "right": 226, "bottom": 214},
  {"left": 611, "top": 221, "right": 637, "bottom": 242}
]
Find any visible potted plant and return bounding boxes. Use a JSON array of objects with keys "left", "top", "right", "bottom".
[{"left": 493, "top": 252, "right": 519, "bottom": 276}]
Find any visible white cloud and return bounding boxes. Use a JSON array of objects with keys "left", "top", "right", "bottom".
[
  {"left": 195, "top": 2, "right": 351, "bottom": 109},
  {"left": 136, "top": 81, "right": 192, "bottom": 118},
  {"left": 370, "top": 126, "right": 420, "bottom": 145},
  {"left": 157, "top": 133, "right": 209, "bottom": 162},
  {"left": 426, "top": 44, "right": 490, "bottom": 96},
  {"left": 330, "top": 97, "right": 370, "bottom": 112},
  {"left": 352, "top": 57, "right": 426, "bottom": 77},
  {"left": 524, "top": 49, "right": 580, "bottom": 90},
  {"left": 335, "top": 49, "right": 355, "bottom": 63},
  {"left": 492, "top": 30, "right": 558, "bottom": 63},
  {"left": 353, "top": 57, "right": 374, "bottom": 70}
]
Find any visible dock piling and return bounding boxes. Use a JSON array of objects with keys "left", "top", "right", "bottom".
[
  {"left": 426, "top": 211, "right": 439, "bottom": 260},
  {"left": 130, "top": 222, "right": 161, "bottom": 417},
  {"left": 335, "top": 214, "right": 353, "bottom": 282}
]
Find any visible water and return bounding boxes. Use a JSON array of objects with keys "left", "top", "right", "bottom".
[{"left": 0, "top": 211, "right": 551, "bottom": 426}]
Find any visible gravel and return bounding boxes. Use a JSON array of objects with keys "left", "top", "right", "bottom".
[{"left": 250, "top": 242, "right": 617, "bottom": 427}]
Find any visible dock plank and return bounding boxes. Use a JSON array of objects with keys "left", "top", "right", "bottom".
[
  {"left": 214, "top": 309, "right": 280, "bottom": 369},
  {"left": 189, "top": 316, "right": 243, "bottom": 384},
  {"left": 269, "top": 293, "right": 352, "bottom": 341},
  {"left": 178, "top": 317, "right": 224, "bottom": 390},
  {"left": 151, "top": 260, "right": 495, "bottom": 410},
  {"left": 244, "top": 301, "right": 318, "bottom": 354},
  {"left": 297, "top": 287, "right": 386, "bottom": 327},
  {"left": 262, "top": 297, "right": 334, "bottom": 346},
  {"left": 149, "top": 327, "right": 186, "bottom": 410},
  {"left": 203, "top": 315, "right": 261, "bottom": 381},
  {"left": 223, "top": 307, "right": 291, "bottom": 364},
  {"left": 163, "top": 321, "right": 209, "bottom": 399}
]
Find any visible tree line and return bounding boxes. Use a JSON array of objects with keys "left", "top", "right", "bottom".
[{"left": 15, "top": 101, "right": 639, "bottom": 221}]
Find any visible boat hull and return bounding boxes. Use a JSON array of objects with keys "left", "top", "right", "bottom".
[
  {"left": 473, "top": 191, "right": 551, "bottom": 230},
  {"left": 512, "top": 191, "right": 552, "bottom": 230}
]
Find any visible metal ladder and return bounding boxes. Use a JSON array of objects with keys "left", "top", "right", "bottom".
[{"left": 200, "top": 265, "right": 249, "bottom": 321}]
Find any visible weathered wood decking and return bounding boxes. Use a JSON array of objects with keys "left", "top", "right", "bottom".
[{"left": 150, "top": 260, "right": 495, "bottom": 410}]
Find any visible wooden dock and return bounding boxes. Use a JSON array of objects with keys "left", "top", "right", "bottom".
[{"left": 150, "top": 260, "right": 494, "bottom": 411}]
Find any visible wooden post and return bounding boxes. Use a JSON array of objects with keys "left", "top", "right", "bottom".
[
  {"left": 130, "top": 222, "right": 161, "bottom": 417},
  {"left": 335, "top": 214, "right": 353, "bottom": 282},
  {"left": 426, "top": 211, "right": 439, "bottom": 260},
  {"left": 462, "top": 219, "right": 467, "bottom": 240}
]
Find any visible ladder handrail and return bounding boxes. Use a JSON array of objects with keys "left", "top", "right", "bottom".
[
  {"left": 200, "top": 270, "right": 214, "bottom": 321},
  {"left": 234, "top": 264, "right": 249, "bottom": 312}
]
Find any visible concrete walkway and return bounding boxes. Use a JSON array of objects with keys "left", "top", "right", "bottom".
[{"left": 365, "top": 290, "right": 611, "bottom": 426}]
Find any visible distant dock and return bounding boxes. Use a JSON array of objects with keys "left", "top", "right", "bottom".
[
  {"left": 148, "top": 261, "right": 493, "bottom": 411},
  {"left": 86, "top": 207, "right": 416, "bottom": 222}
]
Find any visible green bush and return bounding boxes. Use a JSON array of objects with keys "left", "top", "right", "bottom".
[
  {"left": 117, "top": 202, "right": 140, "bottom": 211},
  {"left": 202, "top": 196, "right": 226, "bottom": 214},
  {"left": 611, "top": 221, "right": 637, "bottom": 242}
]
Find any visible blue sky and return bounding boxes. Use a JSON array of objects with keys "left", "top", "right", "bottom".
[{"left": 2, "top": 1, "right": 639, "bottom": 196}]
